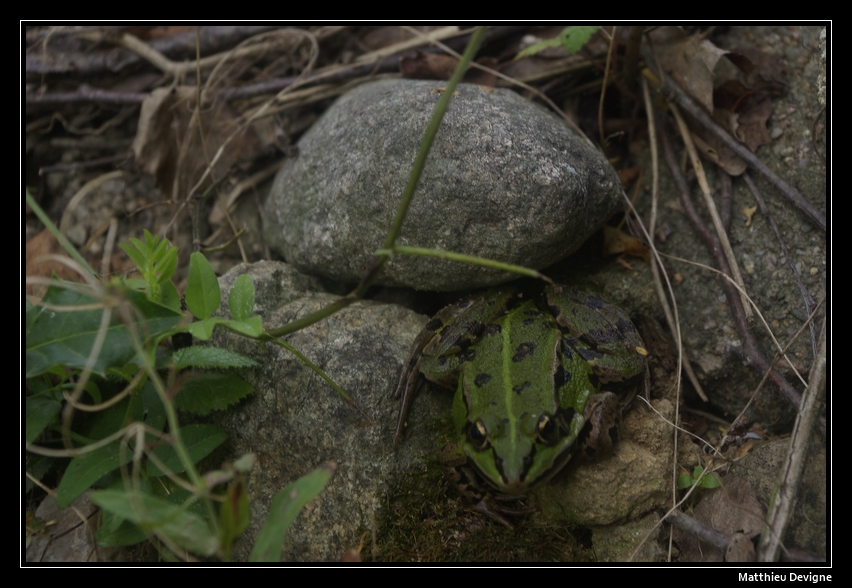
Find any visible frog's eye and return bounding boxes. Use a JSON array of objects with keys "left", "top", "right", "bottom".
[
  {"left": 468, "top": 420, "right": 490, "bottom": 451},
  {"left": 536, "top": 415, "right": 559, "bottom": 445}
]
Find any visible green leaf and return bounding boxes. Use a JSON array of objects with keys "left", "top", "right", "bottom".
[
  {"left": 185, "top": 253, "right": 220, "bottom": 320},
  {"left": 25, "top": 395, "right": 62, "bottom": 444},
  {"left": 90, "top": 489, "right": 219, "bottom": 556},
  {"left": 120, "top": 240, "right": 148, "bottom": 269},
  {"left": 223, "top": 316, "right": 263, "bottom": 337},
  {"left": 174, "top": 372, "right": 254, "bottom": 415},
  {"left": 559, "top": 26, "right": 598, "bottom": 55},
  {"left": 171, "top": 346, "right": 258, "bottom": 370},
  {"left": 514, "top": 26, "right": 598, "bottom": 60},
  {"left": 25, "top": 454, "right": 53, "bottom": 493},
  {"left": 147, "top": 424, "right": 228, "bottom": 477},
  {"left": 250, "top": 463, "right": 335, "bottom": 562},
  {"left": 159, "top": 281, "right": 182, "bottom": 312},
  {"left": 700, "top": 472, "right": 721, "bottom": 489},
  {"left": 228, "top": 274, "right": 255, "bottom": 321},
  {"left": 56, "top": 442, "right": 133, "bottom": 508},
  {"left": 515, "top": 36, "right": 563, "bottom": 60},
  {"left": 25, "top": 285, "right": 182, "bottom": 378},
  {"left": 187, "top": 317, "right": 221, "bottom": 340},
  {"left": 677, "top": 473, "right": 694, "bottom": 490}
]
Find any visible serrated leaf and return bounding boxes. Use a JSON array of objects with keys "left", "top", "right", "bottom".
[
  {"left": 90, "top": 489, "right": 218, "bottom": 556},
  {"left": 25, "top": 395, "right": 62, "bottom": 444},
  {"left": 228, "top": 274, "right": 255, "bottom": 321},
  {"left": 185, "top": 253, "right": 220, "bottom": 320},
  {"left": 171, "top": 346, "right": 258, "bottom": 370},
  {"left": 25, "top": 285, "right": 182, "bottom": 378},
  {"left": 250, "top": 463, "right": 335, "bottom": 562},
  {"left": 174, "top": 372, "right": 253, "bottom": 415},
  {"left": 147, "top": 424, "right": 228, "bottom": 477},
  {"left": 56, "top": 442, "right": 133, "bottom": 508}
]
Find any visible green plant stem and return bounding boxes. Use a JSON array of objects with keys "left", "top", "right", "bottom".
[
  {"left": 267, "top": 26, "right": 488, "bottom": 339},
  {"left": 26, "top": 190, "right": 97, "bottom": 277},
  {"left": 376, "top": 245, "right": 553, "bottom": 283},
  {"left": 120, "top": 303, "right": 221, "bottom": 540},
  {"left": 380, "top": 26, "right": 488, "bottom": 251}
]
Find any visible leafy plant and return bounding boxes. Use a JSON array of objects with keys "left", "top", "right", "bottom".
[
  {"left": 24, "top": 204, "right": 332, "bottom": 561},
  {"left": 677, "top": 465, "right": 721, "bottom": 491},
  {"left": 515, "top": 26, "right": 599, "bottom": 60}
]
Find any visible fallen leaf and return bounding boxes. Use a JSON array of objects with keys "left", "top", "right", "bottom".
[
  {"left": 132, "top": 86, "right": 260, "bottom": 200},
  {"left": 602, "top": 225, "right": 649, "bottom": 261},
  {"left": 742, "top": 205, "right": 758, "bottom": 227}
]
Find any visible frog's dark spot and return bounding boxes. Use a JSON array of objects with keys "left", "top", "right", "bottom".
[
  {"left": 561, "top": 338, "right": 578, "bottom": 359},
  {"left": 584, "top": 295, "right": 607, "bottom": 310},
  {"left": 513, "top": 381, "right": 531, "bottom": 394},
  {"left": 484, "top": 323, "right": 502, "bottom": 336},
  {"left": 547, "top": 303, "right": 562, "bottom": 317},
  {"left": 426, "top": 318, "right": 444, "bottom": 332},
  {"left": 512, "top": 342, "right": 536, "bottom": 362},
  {"left": 458, "top": 347, "right": 477, "bottom": 363},
  {"left": 437, "top": 357, "right": 448, "bottom": 367},
  {"left": 522, "top": 317, "right": 537, "bottom": 326},
  {"left": 616, "top": 318, "right": 637, "bottom": 334},
  {"left": 474, "top": 373, "right": 492, "bottom": 387},
  {"left": 557, "top": 324, "right": 572, "bottom": 335},
  {"left": 576, "top": 347, "right": 604, "bottom": 362},
  {"left": 524, "top": 309, "right": 540, "bottom": 316},
  {"left": 608, "top": 424, "right": 619, "bottom": 444},
  {"left": 554, "top": 365, "right": 572, "bottom": 387},
  {"left": 467, "top": 321, "right": 485, "bottom": 338},
  {"left": 582, "top": 328, "right": 616, "bottom": 346},
  {"left": 455, "top": 336, "right": 474, "bottom": 349},
  {"left": 490, "top": 400, "right": 498, "bottom": 407},
  {"left": 458, "top": 300, "right": 474, "bottom": 310}
]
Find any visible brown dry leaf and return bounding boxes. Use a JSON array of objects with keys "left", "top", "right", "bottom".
[
  {"left": 132, "top": 86, "right": 261, "bottom": 201},
  {"left": 652, "top": 27, "right": 729, "bottom": 114},
  {"left": 26, "top": 229, "right": 86, "bottom": 300},
  {"left": 673, "top": 474, "right": 764, "bottom": 562},
  {"left": 360, "top": 26, "right": 445, "bottom": 51},
  {"left": 653, "top": 31, "right": 781, "bottom": 175},
  {"left": 602, "top": 225, "right": 649, "bottom": 260},
  {"left": 618, "top": 166, "right": 641, "bottom": 187},
  {"left": 400, "top": 51, "right": 497, "bottom": 86},
  {"left": 691, "top": 125, "right": 748, "bottom": 176},
  {"left": 400, "top": 51, "right": 460, "bottom": 80}
]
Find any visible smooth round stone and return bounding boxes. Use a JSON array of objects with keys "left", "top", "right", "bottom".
[{"left": 264, "top": 79, "right": 622, "bottom": 291}]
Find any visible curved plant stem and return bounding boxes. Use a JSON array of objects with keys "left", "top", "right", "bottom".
[
  {"left": 267, "top": 26, "right": 489, "bottom": 339},
  {"left": 376, "top": 245, "right": 553, "bottom": 283}
]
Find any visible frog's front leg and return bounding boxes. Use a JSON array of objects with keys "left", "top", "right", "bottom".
[{"left": 576, "top": 392, "right": 621, "bottom": 461}]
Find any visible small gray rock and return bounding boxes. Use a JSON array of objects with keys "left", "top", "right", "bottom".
[{"left": 264, "top": 79, "right": 622, "bottom": 291}]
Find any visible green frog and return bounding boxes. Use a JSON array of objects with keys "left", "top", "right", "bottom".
[{"left": 393, "top": 284, "right": 649, "bottom": 503}]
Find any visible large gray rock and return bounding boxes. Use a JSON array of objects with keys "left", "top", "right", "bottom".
[{"left": 264, "top": 79, "right": 622, "bottom": 291}]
